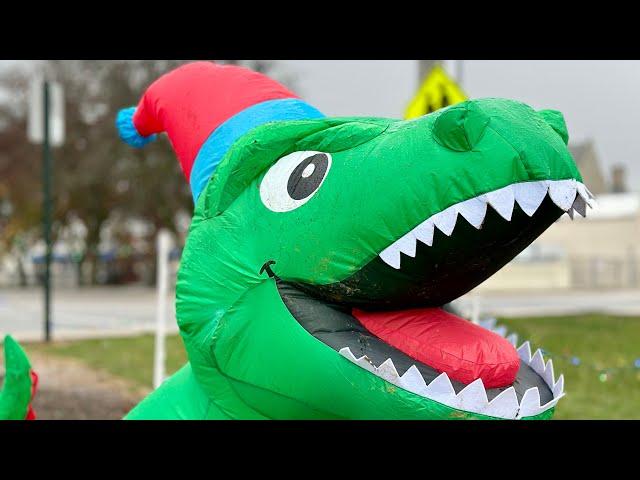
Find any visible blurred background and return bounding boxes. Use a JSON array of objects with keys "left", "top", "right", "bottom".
[{"left": 0, "top": 60, "right": 638, "bottom": 419}]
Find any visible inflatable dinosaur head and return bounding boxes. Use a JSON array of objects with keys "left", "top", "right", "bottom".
[{"left": 119, "top": 62, "right": 592, "bottom": 419}]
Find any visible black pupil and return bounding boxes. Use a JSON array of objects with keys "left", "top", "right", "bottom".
[{"left": 287, "top": 154, "right": 329, "bottom": 200}]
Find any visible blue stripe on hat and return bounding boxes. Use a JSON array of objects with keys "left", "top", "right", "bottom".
[{"left": 189, "top": 98, "right": 325, "bottom": 203}]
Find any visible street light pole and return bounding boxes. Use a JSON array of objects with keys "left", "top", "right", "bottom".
[
  {"left": 29, "top": 77, "right": 63, "bottom": 343},
  {"left": 420, "top": 60, "right": 464, "bottom": 86},
  {"left": 42, "top": 81, "right": 52, "bottom": 342},
  {"left": 456, "top": 60, "right": 464, "bottom": 88}
]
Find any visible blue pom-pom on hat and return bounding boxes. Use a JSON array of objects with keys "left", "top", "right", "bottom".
[{"left": 116, "top": 107, "right": 157, "bottom": 148}]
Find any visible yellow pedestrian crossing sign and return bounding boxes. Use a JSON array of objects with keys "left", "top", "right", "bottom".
[{"left": 404, "top": 65, "right": 467, "bottom": 119}]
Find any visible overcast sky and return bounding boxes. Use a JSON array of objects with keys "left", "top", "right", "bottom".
[
  {"left": 279, "top": 60, "right": 640, "bottom": 191},
  {"left": 3, "top": 60, "right": 638, "bottom": 190}
]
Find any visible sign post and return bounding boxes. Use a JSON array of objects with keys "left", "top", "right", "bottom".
[
  {"left": 406, "top": 61, "right": 467, "bottom": 119},
  {"left": 28, "top": 78, "right": 64, "bottom": 342},
  {"left": 42, "top": 82, "right": 52, "bottom": 342}
]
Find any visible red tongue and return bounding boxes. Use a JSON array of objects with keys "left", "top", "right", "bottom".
[{"left": 352, "top": 307, "right": 519, "bottom": 388}]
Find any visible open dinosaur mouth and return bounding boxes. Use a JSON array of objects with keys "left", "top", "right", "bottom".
[{"left": 278, "top": 179, "right": 593, "bottom": 419}]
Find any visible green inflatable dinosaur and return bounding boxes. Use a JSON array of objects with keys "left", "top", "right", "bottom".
[
  {"left": 117, "top": 62, "right": 591, "bottom": 420},
  {"left": 0, "top": 336, "right": 37, "bottom": 420}
]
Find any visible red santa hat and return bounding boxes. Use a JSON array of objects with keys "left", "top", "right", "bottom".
[{"left": 116, "top": 61, "right": 324, "bottom": 202}]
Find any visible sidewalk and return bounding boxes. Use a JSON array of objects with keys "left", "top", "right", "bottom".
[
  {"left": 2, "top": 286, "right": 640, "bottom": 343},
  {"left": 0, "top": 286, "right": 177, "bottom": 342},
  {"left": 458, "top": 288, "right": 640, "bottom": 318}
]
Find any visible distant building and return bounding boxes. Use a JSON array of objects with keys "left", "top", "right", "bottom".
[
  {"left": 569, "top": 139, "right": 632, "bottom": 194},
  {"left": 611, "top": 165, "right": 628, "bottom": 193},
  {"left": 569, "top": 140, "right": 607, "bottom": 195},
  {"left": 476, "top": 140, "right": 639, "bottom": 291},
  {"left": 477, "top": 193, "right": 640, "bottom": 291}
]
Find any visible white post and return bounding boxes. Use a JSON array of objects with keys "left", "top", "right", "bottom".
[
  {"left": 456, "top": 60, "right": 464, "bottom": 88},
  {"left": 153, "top": 229, "right": 172, "bottom": 389}
]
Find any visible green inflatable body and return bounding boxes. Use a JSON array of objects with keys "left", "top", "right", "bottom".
[
  {"left": 0, "top": 336, "right": 37, "bottom": 420},
  {"left": 118, "top": 62, "right": 591, "bottom": 420}
]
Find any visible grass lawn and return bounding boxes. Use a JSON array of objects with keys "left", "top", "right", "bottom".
[
  {"left": 499, "top": 314, "right": 640, "bottom": 419},
  {"left": 7, "top": 313, "right": 640, "bottom": 419},
  {"left": 25, "top": 335, "right": 188, "bottom": 390}
]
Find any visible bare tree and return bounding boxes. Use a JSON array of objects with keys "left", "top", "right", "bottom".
[{"left": 0, "top": 60, "right": 287, "bottom": 286}]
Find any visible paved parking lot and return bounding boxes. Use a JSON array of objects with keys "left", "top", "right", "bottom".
[
  {"left": 1, "top": 286, "right": 639, "bottom": 342},
  {"left": 0, "top": 286, "right": 177, "bottom": 342},
  {"left": 457, "top": 288, "right": 640, "bottom": 318}
]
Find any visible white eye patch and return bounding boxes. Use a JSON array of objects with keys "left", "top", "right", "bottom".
[{"left": 259, "top": 151, "right": 332, "bottom": 212}]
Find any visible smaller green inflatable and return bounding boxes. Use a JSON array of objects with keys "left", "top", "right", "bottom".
[
  {"left": 0, "top": 336, "right": 37, "bottom": 420},
  {"left": 117, "top": 62, "right": 592, "bottom": 420}
]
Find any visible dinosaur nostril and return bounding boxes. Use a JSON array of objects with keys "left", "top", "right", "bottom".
[{"left": 432, "top": 102, "right": 490, "bottom": 152}]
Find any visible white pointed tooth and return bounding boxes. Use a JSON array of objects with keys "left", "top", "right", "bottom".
[
  {"left": 517, "top": 387, "right": 543, "bottom": 418},
  {"left": 456, "top": 196, "right": 487, "bottom": 229},
  {"left": 576, "top": 182, "right": 595, "bottom": 208},
  {"left": 539, "top": 395, "right": 562, "bottom": 412},
  {"left": 431, "top": 207, "right": 458, "bottom": 236},
  {"left": 514, "top": 181, "right": 549, "bottom": 217},
  {"left": 567, "top": 208, "right": 575, "bottom": 220},
  {"left": 413, "top": 219, "right": 434, "bottom": 246},
  {"left": 576, "top": 182, "right": 589, "bottom": 201},
  {"left": 530, "top": 349, "right": 546, "bottom": 376},
  {"left": 379, "top": 244, "right": 401, "bottom": 269},
  {"left": 456, "top": 378, "right": 489, "bottom": 414},
  {"left": 585, "top": 187, "right": 597, "bottom": 208},
  {"left": 479, "top": 317, "right": 497, "bottom": 330},
  {"left": 424, "top": 373, "right": 456, "bottom": 404},
  {"left": 543, "top": 359, "right": 555, "bottom": 388},
  {"left": 339, "top": 347, "right": 357, "bottom": 362},
  {"left": 355, "top": 355, "right": 376, "bottom": 374},
  {"left": 376, "top": 358, "right": 400, "bottom": 385},
  {"left": 553, "top": 374, "right": 565, "bottom": 398},
  {"left": 399, "top": 365, "right": 427, "bottom": 395},
  {"left": 577, "top": 182, "right": 596, "bottom": 200},
  {"left": 395, "top": 231, "right": 417, "bottom": 257},
  {"left": 548, "top": 179, "right": 577, "bottom": 211},
  {"left": 483, "top": 387, "right": 519, "bottom": 419},
  {"left": 572, "top": 193, "right": 587, "bottom": 217},
  {"left": 506, "top": 333, "right": 519, "bottom": 347},
  {"left": 484, "top": 184, "right": 515, "bottom": 221},
  {"left": 492, "top": 325, "right": 508, "bottom": 338},
  {"left": 517, "top": 341, "right": 532, "bottom": 363}
]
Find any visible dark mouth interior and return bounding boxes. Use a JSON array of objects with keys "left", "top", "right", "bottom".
[
  {"left": 277, "top": 281, "right": 552, "bottom": 404},
  {"left": 275, "top": 199, "right": 564, "bottom": 407},
  {"left": 292, "top": 195, "right": 564, "bottom": 309}
]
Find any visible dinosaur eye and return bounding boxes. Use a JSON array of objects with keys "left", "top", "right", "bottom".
[{"left": 260, "top": 151, "right": 332, "bottom": 212}]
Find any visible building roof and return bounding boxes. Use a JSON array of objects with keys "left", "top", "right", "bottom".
[
  {"left": 556, "top": 191, "right": 639, "bottom": 222},
  {"left": 586, "top": 192, "right": 639, "bottom": 220},
  {"left": 568, "top": 139, "right": 608, "bottom": 195},
  {"left": 569, "top": 142, "right": 590, "bottom": 161}
]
